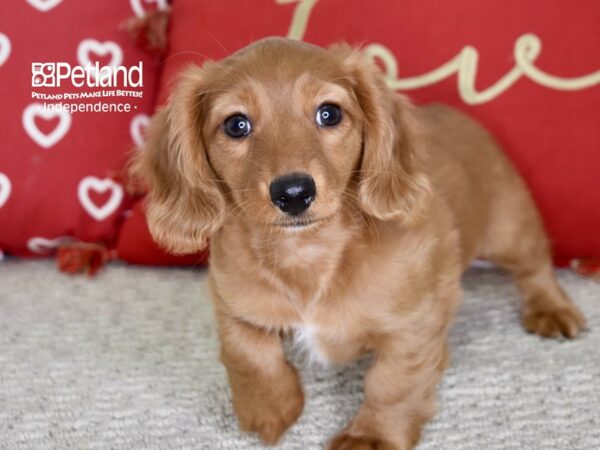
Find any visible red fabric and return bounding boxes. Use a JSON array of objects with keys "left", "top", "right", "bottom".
[
  {"left": 57, "top": 242, "right": 117, "bottom": 277},
  {"left": 123, "top": 9, "right": 171, "bottom": 59},
  {"left": 154, "top": 0, "right": 600, "bottom": 265},
  {"left": 571, "top": 259, "right": 600, "bottom": 278},
  {"left": 117, "top": 201, "right": 209, "bottom": 266},
  {"left": 0, "top": 1, "right": 163, "bottom": 257}
]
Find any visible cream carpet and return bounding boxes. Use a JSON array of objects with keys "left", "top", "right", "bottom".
[{"left": 0, "top": 260, "right": 598, "bottom": 450}]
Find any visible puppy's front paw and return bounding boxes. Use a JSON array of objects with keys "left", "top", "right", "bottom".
[
  {"left": 232, "top": 366, "right": 304, "bottom": 445},
  {"left": 523, "top": 304, "right": 586, "bottom": 338},
  {"left": 237, "top": 391, "right": 303, "bottom": 445},
  {"left": 328, "top": 432, "right": 394, "bottom": 450}
]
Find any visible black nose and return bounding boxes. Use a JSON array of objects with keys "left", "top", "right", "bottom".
[{"left": 269, "top": 173, "right": 316, "bottom": 216}]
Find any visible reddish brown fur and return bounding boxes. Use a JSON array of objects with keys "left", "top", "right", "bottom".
[{"left": 133, "top": 38, "right": 586, "bottom": 449}]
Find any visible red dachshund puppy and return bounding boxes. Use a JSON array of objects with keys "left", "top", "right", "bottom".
[{"left": 134, "top": 38, "right": 586, "bottom": 449}]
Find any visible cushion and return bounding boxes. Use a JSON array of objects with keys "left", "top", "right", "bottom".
[
  {"left": 0, "top": 0, "right": 162, "bottom": 257},
  {"left": 154, "top": 0, "right": 600, "bottom": 265},
  {"left": 116, "top": 201, "right": 209, "bottom": 266}
]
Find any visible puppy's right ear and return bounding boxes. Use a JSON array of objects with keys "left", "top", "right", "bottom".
[{"left": 131, "top": 69, "right": 225, "bottom": 254}]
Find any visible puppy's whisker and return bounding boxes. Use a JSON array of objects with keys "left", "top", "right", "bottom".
[
  {"left": 202, "top": 178, "right": 235, "bottom": 187},
  {"left": 193, "top": 88, "right": 230, "bottom": 97},
  {"left": 224, "top": 198, "right": 254, "bottom": 221},
  {"left": 238, "top": 157, "right": 268, "bottom": 173},
  {"left": 205, "top": 31, "right": 230, "bottom": 56},
  {"left": 224, "top": 188, "right": 252, "bottom": 195},
  {"left": 349, "top": 169, "right": 408, "bottom": 178},
  {"left": 327, "top": 75, "right": 356, "bottom": 84},
  {"left": 342, "top": 190, "right": 382, "bottom": 246},
  {"left": 162, "top": 50, "right": 215, "bottom": 65}
]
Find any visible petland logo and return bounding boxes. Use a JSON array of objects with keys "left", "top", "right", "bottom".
[{"left": 32, "top": 62, "right": 143, "bottom": 88}]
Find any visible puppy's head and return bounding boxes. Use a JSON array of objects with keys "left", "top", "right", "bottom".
[{"left": 134, "top": 38, "right": 429, "bottom": 254}]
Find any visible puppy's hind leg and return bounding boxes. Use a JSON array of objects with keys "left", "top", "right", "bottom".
[{"left": 480, "top": 186, "right": 586, "bottom": 338}]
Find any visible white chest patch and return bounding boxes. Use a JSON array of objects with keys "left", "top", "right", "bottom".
[{"left": 291, "top": 324, "right": 330, "bottom": 367}]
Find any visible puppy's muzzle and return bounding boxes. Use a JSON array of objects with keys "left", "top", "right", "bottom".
[{"left": 269, "top": 173, "right": 316, "bottom": 216}]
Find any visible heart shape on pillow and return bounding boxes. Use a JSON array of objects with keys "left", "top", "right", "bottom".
[
  {"left": 27, "top": 236, "right": 75, "bottom": 255},
  {"left": 77, "top": 39, "right": 123, "bottom": 81},
  {"left": 25, "top": 0, "right": 63, "bottom": 12},
  {"left": 129, "top": 0, "right": 169, "bottom": 18},
  {"left": 78, "top": 176, "right": 124, "bottom": 221},
  {"left": 0, "top": 173, "right": 11, "bottom": 209},
  {"left": 0, "top": 33, "right": 11, "bottom": 67},
  {"left": 130, "top": 113, "right": 150, "bottom": 147},
  {"left": 22, "top": 102, "right": 72, "bottom": 149}
]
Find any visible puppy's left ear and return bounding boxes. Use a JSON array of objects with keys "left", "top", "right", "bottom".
[{"left": 333, "top": 46, "right": 431, "bottom": 223}]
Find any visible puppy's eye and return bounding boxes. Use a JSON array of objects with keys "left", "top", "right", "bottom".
[
  {"left": 223, "top": 114, "right": 252, "bottom": 138},
  {"left": 316, "top": 104, "right": 342, "bottom": 127}
]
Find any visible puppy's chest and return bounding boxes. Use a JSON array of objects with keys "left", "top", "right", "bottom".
[
  {"left": 289, "top": 314, "right": 369, "bottom": 365},
  {"left": 280, "top": 285, "right": 375, "bottom": 365},
  {"left": 291, "top": 323, "right": 329, "bottom": 365}
]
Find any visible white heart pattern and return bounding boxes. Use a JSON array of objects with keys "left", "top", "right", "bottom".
[
  {"left": 22, "top": 102, "right": 72, "bottom": 149},
  {"left": 130, "top": 114, "right": 150, "bottom": 147},
  {"left": 130, "top": 0, "right": 169, "bottom": 17},
  {"left": 27, "top": 236, "right": 75, "bottom": 255},
  {"left": 26, "top": 0, "right": 63, "bottom": 12},
  {"left": 78, "top": 177, "right": 124, "bottom": 221},
  {"left": 0, "top": 33, "right": 11, "bottom": 67},
  {"left": 77, "top": 39, "right": 123, "bottom": 82},
  {"left": 0, "top": 172, "right": 11, "bottom": 209}
]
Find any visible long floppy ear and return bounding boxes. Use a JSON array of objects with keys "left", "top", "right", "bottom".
[
  {"left": 334, "top": 46, "right": 431, "bottom": 223},
  {"left": 131, "top": 68, "right": 225, "bottom": 254}
]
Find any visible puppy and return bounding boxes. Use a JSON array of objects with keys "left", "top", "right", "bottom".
[{"left": 134, "top": 38, "right": 586, "bottom": 449}]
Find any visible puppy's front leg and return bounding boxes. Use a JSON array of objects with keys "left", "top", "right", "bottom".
[
  {"left": 329, "top": 334, "right": 449, "bottom": 450},
  {"left": 216, "top": 310, "right": 304, "bottom": 445}
]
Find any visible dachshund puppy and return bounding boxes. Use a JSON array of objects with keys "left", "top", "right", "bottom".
[{"left": 134, "top": 38, "right": 586, "bottom": 449}]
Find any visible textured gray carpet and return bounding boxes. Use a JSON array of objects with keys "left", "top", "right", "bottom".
[{"left": 0, "top": 260, "right": 598, "bottom": 450}]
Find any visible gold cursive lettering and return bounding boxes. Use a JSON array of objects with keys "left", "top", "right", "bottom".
[
  {"left": 365, "top": 33, "right": 600, "bottom": 104},
  {"left": 277, "top": 0, "right": 319, "bottom": 40},
  {"left": 275, "top": 1, "right": 600, "bottom": 104}
]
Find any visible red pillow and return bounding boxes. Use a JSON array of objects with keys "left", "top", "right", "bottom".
[
  {"left": 154, "top": 0, "right": 600, "bottom": 265},
  {"left": 0, "top": 0, "right": 162, "bottom": 257},
  {"left": 117, "top": 201, "right": 209, "bottom": 266}
]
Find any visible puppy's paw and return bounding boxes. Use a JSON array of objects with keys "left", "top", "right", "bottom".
[
  {"left": 236, "top": 383, "right": 304, "bottom": 445},
  {"left": 328, "top": 432, "right": 394, "bottom": 450},
  {"left": 523, "top": 304, "right": 586, "bottom": 338}
]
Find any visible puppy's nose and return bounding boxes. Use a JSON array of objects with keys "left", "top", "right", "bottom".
[{"left": 269, "top": 173, "right": 316, "bottom": 216}]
